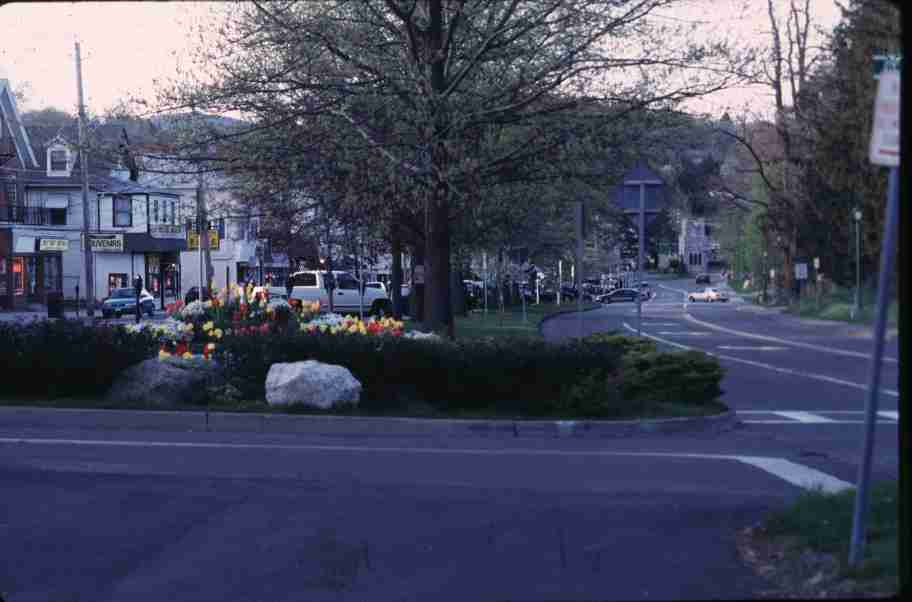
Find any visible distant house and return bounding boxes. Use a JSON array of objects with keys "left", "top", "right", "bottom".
[
  {"left": 1, "top": 76, "right": 183, "bottom": 309},
  {"left": 605, "top": 162, "right": 672, "bottom": 270}
]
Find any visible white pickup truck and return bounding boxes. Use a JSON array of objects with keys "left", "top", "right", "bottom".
[
  {"left": 278, "top": 270, "right": 393, "bottom": 316},
  {"left": 688, "top": 287, "right": 729, "bottom": 303}
]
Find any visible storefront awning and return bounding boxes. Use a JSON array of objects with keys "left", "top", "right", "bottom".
[{"left": 123, "top": 233, "right": 186, "bottom": 253}]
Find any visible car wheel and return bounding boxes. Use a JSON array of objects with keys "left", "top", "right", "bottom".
[{"left": 688, "top": 296, "right": 695, "bottom": 302}]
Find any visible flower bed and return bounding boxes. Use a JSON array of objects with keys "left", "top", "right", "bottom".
[{"left": 129, "top": 283, "right": 404, "bottom": 360}]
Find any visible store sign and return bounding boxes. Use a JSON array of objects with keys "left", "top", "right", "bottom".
[
  {"left": 150, "top": 224, "right": 184, "bottom": 236},
  {"left": 187, "top": 230, "right": 220, "bottom": 251},
  {"left": 38, "top": 238, "right": 69, "bottom": 252},
  {"left": 81, "top": 234, "right": 124, "bottom": 252}
]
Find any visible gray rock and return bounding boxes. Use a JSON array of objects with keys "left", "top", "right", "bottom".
[
  {"left": 265, "top": 361, "right": 361, "bottom": 409},
  {"left": 106, "top": 357, "right": 224, "bottom": 407}
]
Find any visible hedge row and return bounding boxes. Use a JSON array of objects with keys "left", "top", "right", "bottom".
[
  {"left": 0, "top": 320, "right": 157, "bottom": 398},
  {"left": 0, "top": 321, "right": 726, "bottom": 417},
  {"left": 216, "top": 331, "right": 626, "bottom": 416}
]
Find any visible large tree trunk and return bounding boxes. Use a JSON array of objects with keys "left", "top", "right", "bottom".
[
  {"left": 411, "top": 243, "right": 424, "bottom": 322},
  {"left": 423, "top": 195, "right": 451, "bottom": 335}
]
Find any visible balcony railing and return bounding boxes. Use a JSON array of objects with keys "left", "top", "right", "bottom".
[{"left": 0, "top": 205, "right": 50, "bottom": 225}]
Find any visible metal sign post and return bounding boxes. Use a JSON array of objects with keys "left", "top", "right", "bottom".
[
  {"left": 849, "top": 67, "right": 901, "bottom": 568},
  {"left": 575, "top": 201, "right": 584, "bottom": 338}
]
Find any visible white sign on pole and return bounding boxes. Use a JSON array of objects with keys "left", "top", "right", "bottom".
[
  {"left": 869, "top": 71, "right": 900, "bottom": 167},
  {"left": 813, "top": 257, "right": 820, "bottom": 270}
]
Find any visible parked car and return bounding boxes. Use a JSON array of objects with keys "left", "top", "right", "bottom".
[
  {"left": 598, "top": 288, "right": 648, "bottom": 304},
  {"left": 288, "top": 270, "right": 392, "bottom": 316},
  {"left": 695, "top": 273, "right": 711, "bottom": 284},
  {"left": 688, "top": 287, "right": 729, "bottom": 302},
  {"left": 184, "top": 286, "right": 212, "bottom": 305},
  {"left": 102, "top": 288, "right": 156, "bottom": 318}
]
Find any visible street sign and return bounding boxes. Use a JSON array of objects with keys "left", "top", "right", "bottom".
[
  {"left": 187, "top": 230, "right": 220, "bottom": 251},
  {"left": 813, "top": 257, "right": 820, "bottom": 270},
  {"left": 795, "top": 263, "right": 808, "bottom": 280},
  {"left": 869, "top": 70, "right": 900, "bottom": 167}
]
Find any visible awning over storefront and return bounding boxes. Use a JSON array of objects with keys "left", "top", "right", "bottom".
[{"left": 123, "top": 232, "right": 186, "bottom": 253}]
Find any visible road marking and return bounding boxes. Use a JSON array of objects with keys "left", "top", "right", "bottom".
[
  {"left": 734, "top": 457, "right": 853, "bottom": 494},
  {"left": 684, "top": 313, "right": 899, "bottom": 364},
  {"left": 878, "top": 411, "right": 899, "bottom": 421},
  {"left": 621, "top": 323, "right": 899, "bottom": 397},
  {"left": 771, "top": 411, "right": 837, "bottom": 423},
  {"left": 658, "top": 331, "right": 710, "bottom": 336},
  {"left": 0, "top": 436, "right": 849, "bottom": 492},
  {"left": 718, "top": 345, "right": 787, "bottom": 351}
]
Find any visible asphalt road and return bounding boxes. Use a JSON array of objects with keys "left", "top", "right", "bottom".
[
  {"left": 0, "top": 425, "right": 839, "bottom": 602},
  {"left": 0, "top": 275, "right": 901, "bottom": 601},
  {"left": 541, "top": 274, "right": 900, "bottom": 484}
]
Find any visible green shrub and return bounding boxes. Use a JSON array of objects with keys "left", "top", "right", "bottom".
[
  {"left": 215, "top": 330, "right": 624, "bottom": 415},
  {"left": 620, "top": 350, "right": 725, "bottom": 404},
  {"left": 581, "top": 332, "right": 658, "bottom": 356},
  {"left": 0, "top": 319, "right": 157, "bottom": 398}
]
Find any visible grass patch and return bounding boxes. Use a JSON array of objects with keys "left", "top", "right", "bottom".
[
  {"left": 787, "top": 285, "right": 898, "bottom": 326},
  {"left": 451, "top": 302, "right": 601, "bottom": 340},
  {"left": 764, "top": 479, "right": 898, "bottom": 587}
]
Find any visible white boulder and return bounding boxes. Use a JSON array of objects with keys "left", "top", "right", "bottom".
[{"left": 265, "top": 360, "right": 362, "bottom": 409}]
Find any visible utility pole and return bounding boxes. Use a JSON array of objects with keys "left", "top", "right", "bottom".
[
  {"left": 627, "top": 177, "right": 661, "bottom": 336},
  {"left": 75, "top": 41, "right": 95, "bottom": 320}
]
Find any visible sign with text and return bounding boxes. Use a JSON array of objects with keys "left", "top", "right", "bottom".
[
  {"left": 38, "top": 238, "right": 69, "bottom": 252},
  {"left": 150, "top": 224, "right": 184, "bottom": 236},
  {"left": 795, "top": 263, "right": 808, "bottom": 280},
  {"left": 869, "top": 71, "right": 900, "bottom": 166},
  {"left": 186, "top": 230, "right": 220, "bottom": 251},
  {"left": 81, "top": 233, "right": 124, "bottom": 253}
]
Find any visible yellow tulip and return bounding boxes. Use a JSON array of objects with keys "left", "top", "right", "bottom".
[
  {"left": 182, "top": 352, "right": 193, "bottom": 359},
  {"left": 203, "top": 321, "right": 214, "bottom": 331},
  {"left": 214, "top": 329, "right": 223, "bottom": 339}
]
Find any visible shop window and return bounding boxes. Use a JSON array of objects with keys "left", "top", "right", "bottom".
[
  {"left": 153, "top": 198, "right": 159, "bottom": 223},
  {"left": 114, "top": 195, "right": 132, "bottom": 227},
  {"left": 108, "top": 273, "right": 128, "bottom": 294}
]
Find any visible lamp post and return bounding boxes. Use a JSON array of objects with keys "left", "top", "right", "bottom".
[{"left": 853, "top": 207, "right": 863, "bottom": 319}]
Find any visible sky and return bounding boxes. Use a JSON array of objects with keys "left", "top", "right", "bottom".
[{"left": 1, "top": 0, "right": 845, "bottom": 119}]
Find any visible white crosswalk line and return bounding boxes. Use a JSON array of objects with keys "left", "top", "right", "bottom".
[
  {"left": 878, "top": 411, "right": 899, "bottom": 421},
  {"left": 771, "top": 411, "right": 837, "bottom": 423}
]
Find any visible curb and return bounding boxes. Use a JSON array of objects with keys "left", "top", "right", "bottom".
[
  {"left": 0, "top": 406, "right": 739, "bottom": 439},
  {"left": 537, "top": 304, "right": 604, "bottom": 337}
]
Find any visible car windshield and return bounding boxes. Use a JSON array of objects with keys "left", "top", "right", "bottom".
[{"left": 110, "top": 289, "right": 135, "bottom": 298}]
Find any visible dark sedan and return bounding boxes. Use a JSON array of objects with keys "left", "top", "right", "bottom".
[
  {"left": 598, "top": 288, "right": 649, "bottom": 303},
  {"left": 101, "top": 288, "right": 156, "bottom": 318},
  {"left": 695, "top": 273, "right": 711, "bottom": 284}
]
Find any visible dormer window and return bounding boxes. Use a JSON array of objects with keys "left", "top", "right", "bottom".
[{"left": 46, "top": 143, "right": 72, "bottom": 176}]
